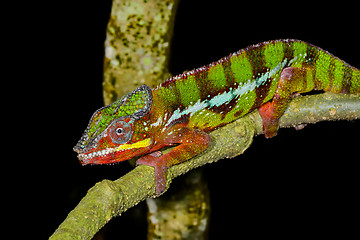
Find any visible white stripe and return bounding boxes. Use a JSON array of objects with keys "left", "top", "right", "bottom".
[{"left": 164, "top": 58, "right": 289, "bottom": 127}]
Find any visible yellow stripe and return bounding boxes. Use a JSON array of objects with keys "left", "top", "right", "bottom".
[{"left": 116, "top": 138, "right": 151, "bottom": 151}]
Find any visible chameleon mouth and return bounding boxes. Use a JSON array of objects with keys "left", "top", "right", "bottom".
[
  {"left": 77, "top": 138, "right": 152, "bottom": 164},
  {"left": 78, "top": 147, "right": 118, "bottom": 162}
]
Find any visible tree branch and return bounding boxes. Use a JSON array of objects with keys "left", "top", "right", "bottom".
[
  {"left": 103, "top": 0, "right": 178, "bottom": 105},
  {"left": 50, "top": 93, "right": 359, "bottom": 239}
]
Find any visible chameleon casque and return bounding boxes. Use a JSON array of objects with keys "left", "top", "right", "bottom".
[{"left": 74, "top": 39, "right": 360, "bottom": 194}]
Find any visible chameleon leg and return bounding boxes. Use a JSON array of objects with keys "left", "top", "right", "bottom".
[
  {"left": 136, "top": 126, "right": 211, "bottom": 194},
  {"left": 259, "top": 67, "right": 314, "bottom": 138}
]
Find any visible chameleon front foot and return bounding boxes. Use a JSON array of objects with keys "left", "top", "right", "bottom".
[
  {"left": 136, "top": 153, "right": 168, "bottom": 195},
  {"left": 136, "top": 127, "right": 211, "bottom": 195}
]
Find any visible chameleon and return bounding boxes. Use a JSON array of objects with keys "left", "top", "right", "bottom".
[{"left": 74, "top": 39, "right": 360, "bottom": 194}]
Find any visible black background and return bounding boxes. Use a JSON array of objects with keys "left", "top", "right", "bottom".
[{"left": 21, "top": 0, "right": 359, "bottom": 238}]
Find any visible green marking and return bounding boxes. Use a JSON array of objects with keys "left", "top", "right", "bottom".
[
  {"left": 119, "top": 90, "right": 148, "bottom": 115},
  {"left": 264, "top": 41, "right": 284, "bottom": 69},
  {"left": 159, "top": 86, "right": 178, "bottom": 106},
  {"left": 315, "top": 50, "right": 331, "bottom": 90},
  {"left": 207, "top": 63, "right": 227, "bottom": 91},
  {"left": 175, "top": 76, "right": 201, "bottom": 106},
  {"left": 261, "top": 42, "right": 284, "bottom": 103},
  {"left": 351, "top": 69, "right": 360, "bottom": 93},
  {"left": 233, "top": 90, "right": 257, "bottom": 116},
  {"left": 189, "top": 108, "right": 222, "bottom": 129},
  {"left": 291, "top": 41, "right": 308, "bottom": 67},
  {"left": 230, "top": 53, "right": 253, "bottom": 84},
  {"left": 262, "top": 81, "right": 277, "bottom": 103},
  {"left": 332, "top": 59, "right": 344, "bottom": 92},
  {"left": 305, "top": 69, "right": 315, "bottom": 91}
]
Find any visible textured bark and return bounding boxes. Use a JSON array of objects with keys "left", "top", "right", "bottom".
[{"left": 103, "top": 0, "right": 179, "bottom": 105}]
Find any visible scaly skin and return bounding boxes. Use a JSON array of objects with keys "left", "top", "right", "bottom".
[{"left": 74, "top": 39, "right": 360, "bottom": 194}]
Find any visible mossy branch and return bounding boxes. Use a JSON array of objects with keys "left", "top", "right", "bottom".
[{"left": 50, "top": 93, "right": 359, "bottom": 239}]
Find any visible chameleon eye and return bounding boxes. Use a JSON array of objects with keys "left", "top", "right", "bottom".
[
  {"left": 116, "top": 128, "right": 123, "bottom": 135},
  {"left": 108, "top": 119, "right": 132, "bottom": 144}
]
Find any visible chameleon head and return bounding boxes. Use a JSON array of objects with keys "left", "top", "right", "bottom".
[{"left": 73, "top": 85, "right": 153, "bottom": 165}]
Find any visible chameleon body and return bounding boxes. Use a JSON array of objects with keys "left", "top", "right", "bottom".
[{"left": 74, "top": 39, "right": 360, "bottom": 194}]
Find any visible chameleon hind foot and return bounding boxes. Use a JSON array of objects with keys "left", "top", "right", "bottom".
[
  {"left": 259, "top": 67, "right": 315, "bottom": 138},
  {"left": 258, "top": 102, "right": 280, "bottom": 138}
]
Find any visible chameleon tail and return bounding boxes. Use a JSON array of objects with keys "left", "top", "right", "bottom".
[{"left": 310, "top": 46, "right": 360, "bottom": 94}]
